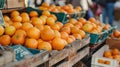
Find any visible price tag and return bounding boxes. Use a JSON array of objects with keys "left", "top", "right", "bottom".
[
  {"left": 0, "top": 10, "right": 5, "bottom": 26},
  {"left": 11, "top": 45, "right": 33, "bottom": 61}
]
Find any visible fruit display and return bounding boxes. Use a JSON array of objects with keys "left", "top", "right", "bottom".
[
  {"left": 111, "top": 30, "right": 120, "bottom": 38},
  {"left": 104, "top": 48, "right": 120, "bottom": 64},
  {"left": 1, "top": 10, "right": 88, "bottom": 51},
  {"left": 38, "top": 2, "right": 82, "bottom": 14},
  {"left": 98, "top": 59, "right": 111, "bottom": 65}
]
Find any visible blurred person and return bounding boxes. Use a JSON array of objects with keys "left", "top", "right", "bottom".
[{"left": 102, "top": 0, "right": 117, "bottom": 26}]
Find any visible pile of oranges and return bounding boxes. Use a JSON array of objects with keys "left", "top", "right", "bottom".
[
  {"left": 104, "top": 48, "right": 120, "bottom": 64},
  {"left": 1, "top": 10, "right": 87, "bottom": 51},
  {"left": 1, "top": 9, "right": 111, "bottom": 51},
  {"left": 39, "top": 2, "right": 82, "bottom": 14}
]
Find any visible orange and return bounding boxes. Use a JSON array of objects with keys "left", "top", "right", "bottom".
[
  {"left": 38, "top": 41, "right": 52, "bottom": 51},
  {"left": 71, "top": 26, "right": 79, "bottom": 34},
  {"left": 64, "top": 23, "right": 74, "bottom": 28},
  {"left": 50, "top": 24, "right": 60, "bottom": 31},
  {"left": 29, "top": 11, "right": 38, "bottom": 17},
  {"left": 41, "top": 26, "right": 55, "bottom": 41},
  {"left": 89, "top": 17, "right": 96, "bottom": 23},
  {"left": 0, "top": 35, "right": 11, "bottom": 46},
  {"left": 56, "top": 22, "right": 63, "bottom": 29},
  {"left": 31, "top": 17, "right": 43, "bottom": 26},
  {"left": 54, "top": 30, "right": 61, "bottom": 38},
  {"left": 0, "top": 25, "right": 4, "bottom": 36},
  {"left": 49, "top": 14, "right": 57, "bottom": 21},
  {"left": 69, "top": 35, "right": 76, "bottom": 41},
  {"left": 35, "top": 24, "right": 44, "bottom": 31},
  {"left": 74, "top": 22, "right": 83, "bottom": 29},
  {"left": 5, "top": 26, "right": 16, "bottom": 36},
  {"left": 66, "top": 37, "right": 74, "bottom": 44},
  {"left": 20, "top": 12, "right": 29, "bottom": 17},
  {"left": 98, "top": 59, "right": 105, "bottom": 64},
  {"left": 111, "top": 48, "right": 120, "bottom": 55},
  {"left": 82, "top": 23, "right": 93, "bottom": 32},
  {"left": 42, "top": 2, "right": 49, "bottom": 7},
  {"left": 42, "top": 11, "right": 50, "bottom": 17},
  {"left": 113, "top": 30, "right": 120, "bottom": 38},
  {"left": 12, "top": 32, "right": 25, "bottom": 45},
  {"left": 46, "top": 17, "right": 55, "bottom": 25},
  {"left": 73, "top": 33, "right": 82, "bottom": 40},
  {"left": 15, "top": 29, "right": 27, "bottom": 37},
  {"left": 60, "top": 32, "right": 69, "bottom": 40},
  {"left": 39, "top": 15, "right": 48, "bottom": 25},
  {"left": 78, "top": 30, "right": 86, "bottom": 38},
  {"left": 12, "top": 22, "right": 22, "bottom": 29},
  {"left": 60, "top": 27, "right": 71, "bottom": 34},
  {"left": 78, "top": 18, "right": 86, "bottom": 24},
  {"left": 21, "top": 16, "right": 30, "bottom": 23},
  {"left": 12, "top": 16, "right": 22, "bottom": 22},
  {"left": 104, "top": 51, "right": 112, "bottom": 57},
  {"left": 21, "top": 22, "right": 33, "bottom": 31},
  {"left": 21, "top": 12, "right": 30, "bottom": 23},
  {"left": 27, "top": 27, "right": 40, "bottom": 39},
  {"left": 11, "top": 10, "right": 20, "bottom": 17},
  {"left": 103, "top": 24, "right": 110, "bottom": 30},
  {"left": 38, "top": 39, "right": 43, "bottom": 44},
  {"left": 68, "top": 18, "right": 77, "bottom": 24},
  {"left": 3, "top": 15, "right": 10, "bottom": 22},
  {"left": 25, "top": 38, "right": 38, "bottom": 49},
  {"left": 104, "top": 61, "right": 110, "bottom": 65},
  {"left": 52, "top": 37, "right": 66, "bottom": 50},
  {"left": 61, "top": 32, "right": 69, "bottom": 40}
]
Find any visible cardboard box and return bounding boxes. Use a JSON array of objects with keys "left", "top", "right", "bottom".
[
  {"left": 106, "top": 37, "right": 120, "bottom": 50},
  {"left": 5, "top": 0, "right": 25, "bottom": 9},
  {"left": 91, "top": 45, "right": 119, "bottom": 67}
]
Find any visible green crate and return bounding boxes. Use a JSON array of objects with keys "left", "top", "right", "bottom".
[
  {"left": 88, "top": 31, "right": 106, "bottom": 44},
  {"left": 89, "top": 26, "right": 116, "bottom": 44},
  {"left": 27, "top": 7, "right": 68, "bottom": 24},
  {"left": 0, "top": 0, "right": 6, "bottom": 9}
]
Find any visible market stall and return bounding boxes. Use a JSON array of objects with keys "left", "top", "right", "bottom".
[{"left": 0, "top": 0, "right": 119, "bottom": 67}]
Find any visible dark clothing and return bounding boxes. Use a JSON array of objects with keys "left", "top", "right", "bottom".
[{"left": 107, "top": 0, "right": 117, "bottom": 3}]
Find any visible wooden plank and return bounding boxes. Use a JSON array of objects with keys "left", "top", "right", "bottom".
[
  {"left": 57, "top": 47, "right": 89, "bottom": 67},
  {"left": 4, "top": 51, "right": 49, "bottom": 67},
  {"left": 49, "top": 48, "right": 69, "bottom": 67}
]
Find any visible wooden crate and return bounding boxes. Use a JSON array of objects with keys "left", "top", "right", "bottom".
[
  {"left": 58, "top": 47, "right": 89, "bottom": 67},
  {"left": 49, "top": 35, "right": 90, "bottom": 67},
  {"left": 49, "top": 47, "right": 70, "bottom": 67},
  {"left": 106, "top": 37, "right": 120, "bottom": 49},
  {"left": 0, "top": 46, "right": 15, "bottom": 66},
  {"left": 3, "top": 50, "right": 49, "bottom": 67},
  {"left": 4, "top": 0, "right": 25, "bottom": 9}
]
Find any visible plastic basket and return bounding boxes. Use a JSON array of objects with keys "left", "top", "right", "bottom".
[
  {"left": 89, "top": 26, "right": 116, "bottom": 44},
  {"left": 27, "top": 7, "right": 68, "bottom": 24},
  {"left": 0, "top": 0, "right": 6, "bottom": 9}
]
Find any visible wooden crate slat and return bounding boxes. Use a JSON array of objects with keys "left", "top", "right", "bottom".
[{"left": 4, "top": 51, "right": 49, "bottom": 67}]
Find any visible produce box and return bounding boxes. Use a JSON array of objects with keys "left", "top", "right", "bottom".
[
  {"left": 0, "top": 0, "right": 6, "bottom": 9},
  {"left": 89, "top": 26, "right": 116, "bottom": 44},
  {"left": 4, "top": 0, "right": 25, "bottom": 9},
  {"left": 106, "top": 37, "right": 120, "bottom": 50},
  {"left": 91, "top": 45, "right": 119, "bottom": 67}
]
